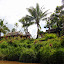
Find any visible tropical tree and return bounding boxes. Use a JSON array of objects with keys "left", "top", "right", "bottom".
[
  {"left": 47, "top": 6, "right": 64, "bottom": 36},
  {"left": 0, "top": 19, "right": 10, "bottom": 40},
  {"left": 60, "top": 4, "right": 64, "bottom": 35},
  {"left": 11, "top": 28, "right": 16, "bottom": 32},
  {"left": 19, "top": 15, "right": 34, "bottom": 35},
  {"left": 27, "top": 3, "right": 48, "bottom": 38},
  {"left": 44, "top": 17, "right": 52, "bottom": 33},
  {"left": 14, "top": 23, "right": 18, "bottom": 31}
]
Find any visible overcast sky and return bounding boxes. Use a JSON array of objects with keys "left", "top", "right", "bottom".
[{"left": 0, "top": 0, "right": 62, "bottom": 38}]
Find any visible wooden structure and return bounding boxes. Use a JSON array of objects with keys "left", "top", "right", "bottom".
[
  {"left": 1, "top": 32, "right": 31, "bottom": 39},
  {"left": 46, "top": 29, "right": 57, "bottom": 33}
]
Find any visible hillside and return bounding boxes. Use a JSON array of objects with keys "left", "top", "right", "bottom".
[{"left": 0, "top": 33, "right": 64, "bottom": 64}]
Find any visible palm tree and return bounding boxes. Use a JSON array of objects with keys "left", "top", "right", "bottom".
[
  {"left": 27, "top": 3, "right": 48, "bottom": 38},
  {"left": 0, "top": 19, "right": 10, "bottom": 40}
]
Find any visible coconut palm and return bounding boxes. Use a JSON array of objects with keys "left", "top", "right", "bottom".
[
  {"left": 0, "top": 19, "right": 10, "bottom": 40},
  {"left": 27, "top": 3, "right": 48, "bottom": 38}
]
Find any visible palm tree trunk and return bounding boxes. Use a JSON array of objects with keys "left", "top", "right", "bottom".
[
  {"left": 36, "top": 24, "right": 39, "bottom": 39},
  {"left": 0, "top": 31, "right": 1, "bottom": 41},
  {"left": 25, "top": 26, "right": 28, "bottom": 39}
]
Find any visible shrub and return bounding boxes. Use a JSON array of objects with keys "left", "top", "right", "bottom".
[
  {"left": 61, "top": 35, "right": 64, "bottom": 47},
  {"left": 5, "top": 47, "right": 23, "bottom": 61},
  {"left": 45, "top": 33, "right": 57, "bottom": 40},
  {"left": 0, "top": 41, "right": 8, "bottom": 48},
  {"left": 0, "top": 51, "right": 6, "bottom": 60},
  {"left": 19, "top": 49, "right": 36, "bottom": 63},
  {"left": 38, "top": 46, "right": 56, "bottom": 64},
  {"left": 49, "top": 48, "right": 64, "bottom": 64},
  {"left": 39, "top": 47, "right": 64, "bottom": 64},
  {"left": 34, "top": 42, "right": 43, "bottom": 51}
]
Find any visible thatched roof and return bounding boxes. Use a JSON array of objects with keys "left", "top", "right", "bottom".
[{"left": 6, "top": 32, "right": 22, "bottom": 36}]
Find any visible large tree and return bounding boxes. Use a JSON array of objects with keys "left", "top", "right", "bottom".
[
  {"left": 44, "top": 17, "right": 52, "bottom": 33},
  {"left": 46, "top": 6, "right": 64, "bottom": 36},
  {"left": 19, "top": 15, "right": 34, "bottom": 35},
  {"left": 0, "top": 19, "right": 10, "bottom": 40},
  {"left": 27, "top": 3, "right": 48, "bottom": 38},
  {"left": 60, "top": 5, "right": 64, "bottom": 35}
]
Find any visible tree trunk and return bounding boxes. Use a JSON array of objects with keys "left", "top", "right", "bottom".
[
  {"left": 49, "top": 26, "right": 50, "bottom": 33},
  {"left": 36, "top": 24, "right": 39, "bottom": 39},
  {"left": 62, "top": 22, "right": 64, "bottom": 35},
  {"left": 25, "top": 27, "right": 28, "bottom": 39},
  {"left": 57, "top": 23, "right": 60, "bottom": 37},
  {"left": 0, "top": 31, "right": 1, "bottom": 41}
]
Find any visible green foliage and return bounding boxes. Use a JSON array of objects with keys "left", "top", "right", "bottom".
[
  {"left": 34, "top": 42, "right": 43, "bottom": 51},
  {"left": 19, "top": 48, "right": 36, "bottom": 63},
  {"left": 0, "top": 51, "right": 5, "bottom": 60},
  {"left": 45, "top": 33, "right": 57, "bottom": 40},
  {"left": 38, "top": 47, "right": 56, "bottom": 64},
  {"left": 49, "top": 48, "right": 64, "bottom": 64},
  {"left": 61, "top": 35, "right": 64, "bottom": 47},
  {"left": 6, "top": 47, "right": 22, "bottom": 61},
  {"left": 0, "top": 36, "right": 64, "bottom": 63},
  {"left": 0, "top": 41, "right": 8, "bottom": 48}
]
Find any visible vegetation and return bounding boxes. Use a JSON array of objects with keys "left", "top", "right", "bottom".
[
  {"left": 45, "top": 5, "right": 64, "bottom": 36},
  {"left": 0, "top": 19, "right": 10, "bottom": 40},
  {"left": 19, "top": 15, "right": 34, "bottom": 35},
  {"left": 0, "top": 34, "right": 64, "bottom": 64}
]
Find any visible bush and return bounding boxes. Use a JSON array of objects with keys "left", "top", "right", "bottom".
[
  {"left": 19, "top": 49, "right": 36, "bottom": 63},
  {"left": 38, "top": 46, "right": 56, "bottom": 64},
  {"left": 0, "top": 51, "right": 6, "bottom": 60},
  {"left": 61, "top": 35, "right": 64, "bottom": 47},
  {"left": 0, "top": 41, "right": 8, "bottom": 48},
  {"left": 34, "top": 42, "right": 43, "bottom": 51},
  {"left": 39, "top": 47, "right": 64, "bottom": 64},
  {"left": 45, "top": 33, "right": 57, "bottom": 40},
  {"left": 5, "top": 47, "right": 23, "bottom": 61},
  {"left": 49, "top": 48, "right": 64, "bottom": 64},
  {"left": 0, "top": 36, "right": 64, "bottom": 63}
]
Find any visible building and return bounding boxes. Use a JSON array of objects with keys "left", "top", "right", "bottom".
[
  {"left": 46, "top": 29, "right": 57, "bottom": 33},
  {"left": 1, "top": 32, "right": 31, "bottom": 39}
]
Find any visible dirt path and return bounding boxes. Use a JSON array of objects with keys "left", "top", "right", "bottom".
[{"left": 0, "top": 61, "right": 40, "bottom": 64}]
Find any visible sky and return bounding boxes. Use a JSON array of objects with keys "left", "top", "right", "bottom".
[{"left": 0, "top": 0, "right": 62, "bottom": 38}]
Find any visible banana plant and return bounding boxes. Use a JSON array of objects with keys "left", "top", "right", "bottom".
[{"left": 0, "top": 19, "right": 10, "bottom": 40}]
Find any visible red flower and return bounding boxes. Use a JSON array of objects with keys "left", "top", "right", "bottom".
[{"left": 49, "top": 44, "right": 52, "bottom": 47}]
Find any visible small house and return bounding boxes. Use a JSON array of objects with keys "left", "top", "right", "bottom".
[{"left": 1, "top": 32, "right": 31, "bottom": 39}]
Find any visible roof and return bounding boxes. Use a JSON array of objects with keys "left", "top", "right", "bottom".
[
  {"left": 6, "top": 32, "right": 31, "bottom": 37},
  {"left": 46, "top": 29, "right": 57, "bottom": 33},
  {"left": 6, "top": 32, "right": 22, "bottom": 36}
]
